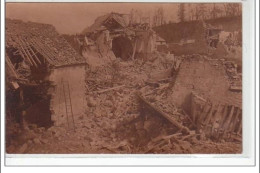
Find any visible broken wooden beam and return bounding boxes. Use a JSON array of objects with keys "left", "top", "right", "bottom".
[
  {"left": 229, "top": 85, "right": 242, "bottom": 92},
  {"left": 137, "top": 93, "right": 190, "bottom": 134},
  {"left": 6, "top": 55, "right": 18, "bottom": 78},
  {"left": 95, "top": 85, "right": 125, "bottom": 94},
  {"left": 222, "top": 105, "right": 235, "bottom": 132},
  {"left": 17, "top": 37, "right": 38, "bottom": 67},
  {"left": 229, "top": 108, "right": 241, "bottom": 133},
  {"left": 131, "top": 39, "right": 137, "bottom": 60},
  {"left": 23, "top": 38, "right": 42, "bottom": 65},
  {"left": 12, "top": 36, "right": 34, "bottom": 67},
  {"left": 30, "top": 38, "right": 55, "bottom": 64},
  {"left": 20, "top": 38, "right": 40, "bottom": 66}
]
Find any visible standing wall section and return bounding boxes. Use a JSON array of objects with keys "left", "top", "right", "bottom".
[{"left": 48, "top": 65, "right": 86, "bottom": 127}]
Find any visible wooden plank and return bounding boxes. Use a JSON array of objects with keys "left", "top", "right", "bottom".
[
  {"left": 218, "top": 105, "right": 229, "bottom": 130},
  {"left": 198, "top": 103, "right": 211, "bottom": 127},
  {"left": 10, "top": 35, "right": 34, "bottom": 66},
  {"left": 95, "top": 85, "right": 125, "bottom": 94},
  {"left": 191, "top": 92, "right": 207, "bottom": 124},
  {"left": 190, "top": 94, "right": 196, "bottom": 123},
  {"left": 204, "top": 104, "right": 215, "bottom": 125},
  {"left": 67, "top": 82, "right": 76, "bottom": 132},
  {"left": 137, "top": 94, "right": 190, "bottom": 134},
  {"left": 35, "top": 37, "right": 57, "bottom": 58},
  {"left": 19, "top": 37, "right": 39, "bottom": 67},
  {"left": 23, "top": 38, "right": 42, "bottom": 65},
  {"left": 17, "top": 37, "right": 38, "bottom": 67},
  {"left": 18, "top": 47, "right": 33, "bottom": 66},
  {"left": 35, "top": 38, "right": 57, "bottom": 61},
  {"left": 222, "top": 105, "right": 235, "bottom": 131},
  {"left": 131, "top": 39, "right": 137, "bottom": 60},
  {"left": 30, "top": 38, "right": 54, "bottom": 64},
  {"left": 203, "top": 104, "right": 217, "bottom": 137},
  {"left": 6, "top": 55, "right": 18, "bottom": 78},
  {"left": 229, "top": 108, "right": 241, "bottom": 133},
  {"left": 17, "top": 41, "right": 34, "bottom": 66},
  {"left": 237, "top": 112, "right": 242, "bottom": 134},
  {"left": 30, "top": 38, "right": 50, "bottom": 58},
  {"left": 209, "top": 104, "right": 221, "bottom": 124}
]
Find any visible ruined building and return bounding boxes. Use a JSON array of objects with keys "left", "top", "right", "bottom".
[
  {"left": 77, "top": 12, "right": 157, "bottom": 65},
  {"left": 6, "top": 19, "right": 86, "bottom": 131}
]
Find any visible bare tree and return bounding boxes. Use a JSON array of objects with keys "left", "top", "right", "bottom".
[
  {"left": 178, "top": 3, "right": 185, "bottom": 22},
  {"left": 224, "top": 3, "right": 241, "bottom": 17},
  {"left": 136, "top": 10, "right": 143, "bottom": 23},
  {"left": 188, "top": 4, "right": 194, "bottom": 21},
  {"left": 129, "top": 9, "right": 134, "bottom": 26},
  {"left": 211, "top": 4, "right": 218, "bottom": 19},
  {"left": 158, "top": 7, "right": 165, "bottom": 25},
  {"left": 153, "top": 9, "right": 158, "bottom": 27},
  {"left": 194, "top": 5, "right": 200, "bottom": 20},
  {"left": 197, "top": 4, "right": 207, "bottom": 20},
  {"left": 152, "top": 7, "right": 165, "bottom": 26}
]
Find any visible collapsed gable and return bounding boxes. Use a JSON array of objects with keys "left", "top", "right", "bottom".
[{"left": 82, "top": 13, "right": 127, "bottom": 34}]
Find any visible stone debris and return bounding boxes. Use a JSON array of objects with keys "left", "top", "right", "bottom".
[
  {"left": 6, "top": 53, "right": 241, "bottom": 154},
  {"left": 5, "top": 14, "right": 242, "bottom": 154}
]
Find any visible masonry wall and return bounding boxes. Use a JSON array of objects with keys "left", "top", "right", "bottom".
[
  {"left": 170, "top": 56, "right": 241, "bottom": 114},
  {"left": 48, "top": 65, "right": 86, "bottom": 127}
]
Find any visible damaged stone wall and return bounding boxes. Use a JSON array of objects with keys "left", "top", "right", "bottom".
[
  {"left": 170, "top": 55, "right": 242, "bottom": 114},
  {"left": 48, "top": 65, "right": 86, "bottom": 128}
]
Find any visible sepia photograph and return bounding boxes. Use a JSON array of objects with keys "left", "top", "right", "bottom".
[{"left": 5, "top": 2, "right": 243, "bottom": 155}]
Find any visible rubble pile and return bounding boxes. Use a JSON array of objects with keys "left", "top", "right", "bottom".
[
  {"left": 6, "top": 51, "right": 242, "bottom": 154},
  {"left": 80, "top": 52, "right": 241, "bottom": 153},
  {"left": 5, "top": 16, "right": 242, "bottom": 154},
  {"left": 224, "top": 61, "right": 242, "bottom": 92}
]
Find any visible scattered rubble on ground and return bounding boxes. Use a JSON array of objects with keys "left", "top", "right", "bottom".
[
  {"left": 6, "top": 13, "right": 242, "bottom": 154},
  {"left": 6, "top": 52, "right": 242, "bottom": 154}
]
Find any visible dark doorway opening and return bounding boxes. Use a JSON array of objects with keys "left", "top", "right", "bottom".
[{"left": 112, "top": 36, "right": 133, "bottom": 60}]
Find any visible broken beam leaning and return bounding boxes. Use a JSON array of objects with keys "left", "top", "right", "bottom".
[
  {"left": 30, "top": 38, "right": 55, "bottom": 65},
  {"left": 137, "top": 93, "right": 190, "bottom": 134},
  {"left": 10, "top": 36, "right": 34, "bottom": 67},
  {"left": 17, "top": 37, "right": 38, "bottom": 67},
  {"left": 23, "top": 38, "right": 42, "bottom": 65},
  {"left": 6, "top": 55, "right": 19, "bottom": 78}
]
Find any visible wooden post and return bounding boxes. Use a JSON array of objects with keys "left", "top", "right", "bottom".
[
  {"left": 229, "top": 108, "right": 241, "bottom": 133},
  {"left": 203, "top": 104, "right": 215, "bottom": 137},
  {"left": 219, "top": 105, "right": 229, "bottom": 129},
  {"left": 210, "top": 104, "right": 221, "bottom": 124},
  {"left": 204, "top": 104, "right": 215, "bottom": 125},
  {"left": 222, "top": 105, "right": 235, "bottom": 131},
  {"left": 237, "top": 112, "right": 242, "bottom": 134},
  {"left": 198, "top": 103, "right": 211, "bottom": 127},
  {"left": 6, "top": 55, "right": 18, "bottom": 78},
  {"left": 131, "top": 39, "right": 137, "bottom": 60}
]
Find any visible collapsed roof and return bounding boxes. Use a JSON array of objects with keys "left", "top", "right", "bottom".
[
  {"left": 6, "top": 19, "right": 85, "bottom": 68},
  {"left": 82, "top": 13, "right": 127, "bottom": 34}
]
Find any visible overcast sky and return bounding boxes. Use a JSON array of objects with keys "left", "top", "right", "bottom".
[{"left": 6, "top": 3, "right": 180, "bottom": 34}]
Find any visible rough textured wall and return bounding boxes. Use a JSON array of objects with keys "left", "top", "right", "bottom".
[
  {"left": 170, "top": 56, "right": 241, "bottom": 113},
  {"left": 48, "top": 65, "right": 86, "bottom": 127}
]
